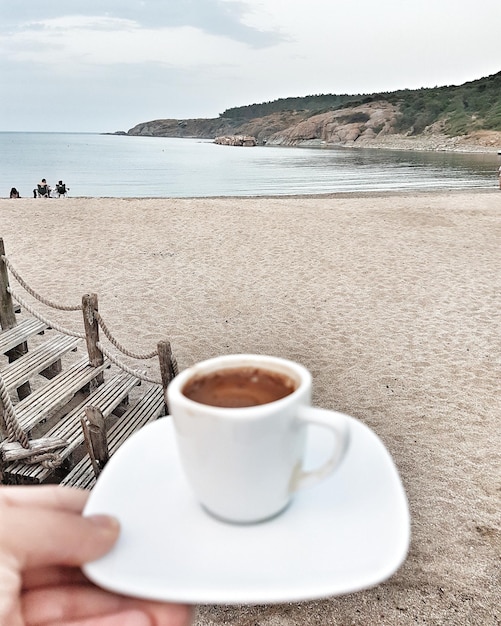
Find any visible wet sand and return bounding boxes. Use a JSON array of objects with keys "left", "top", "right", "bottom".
[{"left": 1, "top": 190, "right": 500, "bottom": 625}]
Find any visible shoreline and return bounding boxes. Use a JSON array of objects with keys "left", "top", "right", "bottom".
[
  {"left": 286, "top": 137, "right": 501, "bottom": 154},
  {"left": 114, "top": 131, "right": 501, "bottom": 154},
  {"left": 314, "top": 131, "right": 501, "bottom": 154},
  {"left": 2, "top": 187, "right": 499, "bottom": 201},
  {"left": 2, "top": 133, "right": 499, "bottom": 200},
  {"left": 1, "top": 191, "right": 500, "bottom": 626}
]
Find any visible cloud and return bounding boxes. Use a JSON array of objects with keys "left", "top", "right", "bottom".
[
  {"left": 0, "top": 16, "right": 264, "bottom": 75},
  {"left": 1, "top": 0, "right": 499, "bottom": 132},
  {"left": 0, "top": 0, "right": 283, "bottom": 47}
]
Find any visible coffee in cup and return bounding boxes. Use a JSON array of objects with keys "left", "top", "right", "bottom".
[{"left": 182, "top": 366, "right": 297, "bottom": 408}]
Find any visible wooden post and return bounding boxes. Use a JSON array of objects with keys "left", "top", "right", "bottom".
[
  {"left": 0, "top": 239, "right": 31, "bottom": 400},
  {"left": 157, "top": 340, "right": 177, "bottom": 414},
  {"left": 0, "top": 239, "right": 16, "bottom": 331},
  {"left": 81, "top": 406, "right": 109, "bottom": 477},
  {"left": 0, "top": 397, "right": 8, "bottom": 440},
  {"left": 82, "top": 294, "right": 104, "bottom": 385}
]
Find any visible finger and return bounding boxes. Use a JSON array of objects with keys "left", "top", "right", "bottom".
[
  {"left": 23, "top": 585, "right": 193, "bottom": 626},
  {"left": 3, "top": 507, "right": 120, "bottom": 569},
  {"left": 60, "top": 611, "right": 154, "bottom": 625},
  {"left": 23, "top": 566, "right": 88, "bottom": 590},
  {"left": 0, "top": 486, "right": 88, "bottom": 514}
]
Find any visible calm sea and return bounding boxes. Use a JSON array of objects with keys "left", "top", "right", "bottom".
[{"left": 1, "top": 132, "right": 499, "bottom": 198}]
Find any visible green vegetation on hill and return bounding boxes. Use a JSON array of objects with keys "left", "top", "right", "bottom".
[
  {"left": 221, "top": 72, "right": 501, "bottom": 136},
  {"left": 384, "top": 72, "right": 501, "bottom": 135},
  {"left": 220, "top": 94, "right": 362, "bottom": 120}
]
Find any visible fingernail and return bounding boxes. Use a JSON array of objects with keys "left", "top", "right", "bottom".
[{"left": 88, "top": 514, "right": 120, "bottom": 533}]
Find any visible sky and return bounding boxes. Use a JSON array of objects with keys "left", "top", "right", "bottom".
[{"left": 1, "top": 0, "right": 500, "bottom": 132}]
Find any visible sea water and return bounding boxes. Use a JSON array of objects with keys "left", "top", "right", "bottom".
[{"left": 0, "top": 132, "right": 498, "bottom": 198}]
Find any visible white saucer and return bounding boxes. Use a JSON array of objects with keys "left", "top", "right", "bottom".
[{"left": 83, "top": 416, "right": 410, "bottom": 605}]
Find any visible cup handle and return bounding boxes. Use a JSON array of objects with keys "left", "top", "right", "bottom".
[{"left": 292, "top": 406, "right": 351, "bottom": 491}]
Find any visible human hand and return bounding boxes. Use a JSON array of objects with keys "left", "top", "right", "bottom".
[{"left": 0, "top": 486, "right": 193, "bottom": 625}]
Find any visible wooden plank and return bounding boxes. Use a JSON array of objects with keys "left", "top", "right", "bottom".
[
  {"left": 0, "top": 318, "right": 47, "bottom": 354},
  {"left": 5, "top": 372, "right": 139, "bottom": 483},
  {"left": 15, "top": 358, "right": 109, "bottom": 433},
  {"left": 40, "top": 357, "right": 63, "bottom": 380},
  {"left": 1, "top": 437, "right": 68, "bottom": 462},
  {"left": 64, "top": 465, "right": 96, "bottom": 489},
  {"left": 108, "top": 385, "right": 165, "bottom": 448},
  {"left": 61, "top": 385, "right": 165, "bottom": 488},
  {"left": 0, "top": 335, "right": 80, "bottom": 391}
]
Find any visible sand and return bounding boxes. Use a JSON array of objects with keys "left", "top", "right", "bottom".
[{"left": 1, "top": 190, "right": 500, "bottom": 625}]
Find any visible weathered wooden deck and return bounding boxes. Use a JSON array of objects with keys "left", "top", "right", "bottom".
[{"left": 0, "top": 237, "right": 175, "bottom": 488}]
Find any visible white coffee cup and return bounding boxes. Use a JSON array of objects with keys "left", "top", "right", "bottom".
[{"left": 166, "top": 354, "right": 350, "bottom": 524}]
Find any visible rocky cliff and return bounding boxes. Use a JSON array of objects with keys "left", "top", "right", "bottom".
[
  {"left": 264, "top": 101, "right": 398, "bottom": 146},
  {"left": 126, "top": 100, "right": 501, "bottom": 153},
  {"left": 126, "top": 109, "right": 310, "bottom": 142}
]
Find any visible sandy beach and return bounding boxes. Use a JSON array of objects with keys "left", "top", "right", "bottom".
[{"left": 1, "top": 190, "right": 500, "bottom": 625}]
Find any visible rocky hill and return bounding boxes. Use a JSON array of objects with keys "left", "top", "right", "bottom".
[
  {"left": 125, "top": 72, "right": 501, "bottom": 152},
  {"left": 126, "top": 110, "right": 311, "bottom": 143}
]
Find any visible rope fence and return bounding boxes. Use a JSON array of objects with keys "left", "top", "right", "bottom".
[
  {"left": 0, "top": 251, "right": 179, "bottom": 466},
  {"left": 2, "top": 255, "right": 171, "bottom": 385},
  {"left": 98, "top": 343, "right": 161, "bottom": 386},
  {"left": 1, "top": 255, "right": 82, "bottom": 312},
  {"left": 93, "top": 311, "right": 158, "bottom": 360},
  {"left": 8, "top": 287, "right": 86, "bottom": 339},
  {"left": 0, "top": 373, "right": 29, "bottom": 447}
]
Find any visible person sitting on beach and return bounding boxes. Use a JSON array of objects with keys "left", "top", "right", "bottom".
[
  {"left": 36, "top": 178, "right": 51, "bottom": 198},
  {"left": 9, "top": 187, "right": 20, "bottom": 198},
  {"left": 55, "top": 180, "right": 69, "bottom": 197}
]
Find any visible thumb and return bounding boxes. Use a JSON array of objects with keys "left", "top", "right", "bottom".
[{"left": 2, "top": 506, "right": 120, "bottom": 569}]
